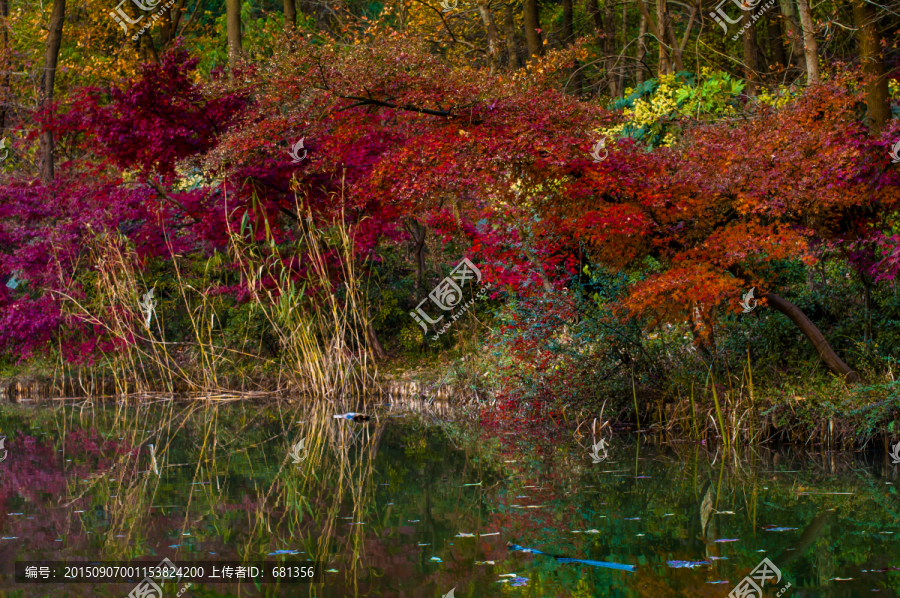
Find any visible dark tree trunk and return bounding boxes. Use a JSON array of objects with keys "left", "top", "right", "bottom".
[
  {"left": 603, "top": 0, "right": 618, "bottom": 96},
  {"left": 38, "top": 0, "right": 65, "bottom": 184},
  {"left": 636, "top": 13, "right": 648, "bottom": 85},
  {"left": 654, "top": 0, "right": 672, "bottom": 75},
  {"left": 561, "top": 0, "right": 581, "bottom": 95},
  {"left": 773, "top": 510, "right": 832, "bottom": 570},
  {"left": 766, "top": 4, "right": 787, "bottom": 70},
  {"left": 662, "top": 0, "right": 683, "bottom": 72},
  {"left": 523, "top": 0, "right": 543, "bottom": 65},
  {"left": 503, "top": 4, "right": 519, "bottom": 70},
  {"left": 0, "top": 0, "right": 9, "bottom": 133},
  {"left": 778, "top": 0, "right": 806, "bottom": 73},
  {"left": 284, "top": 0, "right": 296, "bottom": 31},
  {"left": 365, "top": 306, "right": 388, "bottom": 361},
  {"left": 159, "top": 0, "right": 185, "bottom": 48},
  {"left": 406, "top": 219, "right": 427, "bottom": 290},
  {"left": 477, "top": 0, "right": 501, "bottom": 74},
  {"left": 852, "top": 0, "right": 889, "bottom": 130},
  {"left": 143, "top": 30, "right": 160, "bottom": 63},
  {"left": 762, "top": 292, "right": 859, "bottom": 382},
  {"left": 742, "top": 12, "right": 760, "bottom": 95}
]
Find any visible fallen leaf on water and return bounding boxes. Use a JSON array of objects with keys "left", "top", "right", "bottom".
[
  {"left": 764, "top": 527, "right": 797, "bottom": 532},
  {"left": 667, "top": 560, "right": 710, "bottom": 569}
]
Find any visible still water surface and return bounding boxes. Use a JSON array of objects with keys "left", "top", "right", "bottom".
[{"left": 0, "top": 403, "right": 898, "bottom": 597}]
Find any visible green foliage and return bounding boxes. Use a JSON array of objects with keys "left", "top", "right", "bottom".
[{"left": 603, "top": 69, "right": 747, "bottom": 148}]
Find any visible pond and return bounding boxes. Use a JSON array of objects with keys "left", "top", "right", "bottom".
[{"left": 0, "top": 402, "right": 898, "bottom": 597}]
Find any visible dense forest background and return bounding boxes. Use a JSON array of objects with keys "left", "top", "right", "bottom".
[{"left": 2, "top": 0, "right": 900, "bottom": 441}]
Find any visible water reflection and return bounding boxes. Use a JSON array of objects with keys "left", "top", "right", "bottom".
[{"left": 0, "top": 402, "right": 898, "bottom": 596}]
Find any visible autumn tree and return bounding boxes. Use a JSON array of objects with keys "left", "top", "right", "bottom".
[{"left": 38, "top": 0, "right": 65, "bottom": 183}]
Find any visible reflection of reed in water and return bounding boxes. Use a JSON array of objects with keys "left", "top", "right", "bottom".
[{"left": 241, "top": 399, "right": 383, "bottom": 595}]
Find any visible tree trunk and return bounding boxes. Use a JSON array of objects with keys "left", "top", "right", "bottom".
[
  {"left": 406, "top": 219, "right": 427, "bottom": 290},
  {"left": 778, "top": 0, "right": 806, "bottom": 72},
  {"left": 655, "top": 0, "right": 672, "bottom": 75},
  {"left": 226, "top": 0, "right": 242, "bottom": 68},
  {"left": 762, "top": 292, "right": 859, "bottom": 382},
  {"left": 766, "top": 4, "right": 786, "bottom": 70},
  {"left": 662, "top": 0, "right": 683, "bottom": 72},
  {"left": 852, "top": 0, "right": 889, "bottom": 130},
  {"left": 617, "top": 2, "right": 627, "bottom": 94},
  {"left": 38, "top": 0, "right": 65, "bottom": 185},
  {"left": 0, "top": 0, "right": 10, "bottom": 133},
  {"left": 365, "top": 306, "right": 388, "bottom": 361},
  {"left": 603, "top": 0, "right": 618, "bottom": 96},
  {"left": 773, "top": 510, "right": 831, "bottom": 570},
  {"left": 561, "top": 0, "right": 582, "bottom": 95},
  {"left": 523, "top": 0, "right": 543, "bottom": 65},
  {"left": 158, "top": 0, "right": 185, "bottom": 48},
  {"left": 143, "top": 30, "right": 160, "bottom": 63},
  {"left": 742, "top": 11, "right": 760, "bottom": 95},
  {"left": 503, "top": 4, "right": 520, "bottom": 70},
  {"left": 284, "top": 0, "right": 296, "bottom": 31},
  {"left": 636, "top": 13, "right": 648, "bottom": 85},
  {"left": 477, "top": 0, "right": 501, "bottom": 74},
  {"left": 795, "top": 0, "right": 819, "bottom": 84}
]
